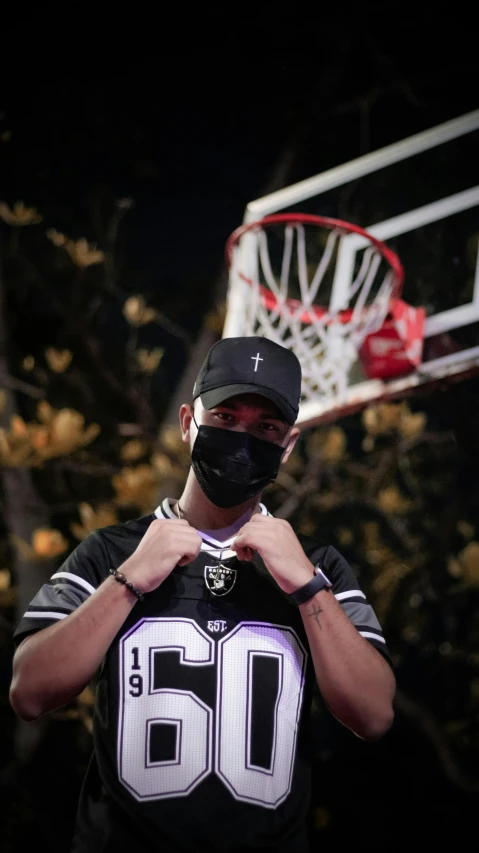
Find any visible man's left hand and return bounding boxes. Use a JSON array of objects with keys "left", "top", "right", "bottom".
[{"left": 232, "top": 515, "right": 314, "bottom": 594}]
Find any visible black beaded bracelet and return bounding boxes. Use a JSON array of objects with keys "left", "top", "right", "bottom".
[{"left": 109, "top": 568, "right": 144, "bottom": 602}]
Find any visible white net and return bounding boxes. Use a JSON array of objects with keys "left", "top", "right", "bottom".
[{"left": 227, "top": 219, "right": 400, "bottom": 402}]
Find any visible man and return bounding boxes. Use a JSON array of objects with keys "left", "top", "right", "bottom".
[{"left": 10, "top": 336, "right": 395, "bottom": 852}]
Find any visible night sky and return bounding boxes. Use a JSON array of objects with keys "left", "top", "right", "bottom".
[{"left": 2, "top": 7, "right": 477, "bottom": 284}]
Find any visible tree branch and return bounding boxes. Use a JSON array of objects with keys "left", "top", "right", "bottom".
[{"left": 394, "top": 689, "right": 479, "bottom": 794}]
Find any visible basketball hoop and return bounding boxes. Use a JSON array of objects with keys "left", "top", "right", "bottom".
[{"left": 225, "top": 213, "right": 408, "bottom": 402}]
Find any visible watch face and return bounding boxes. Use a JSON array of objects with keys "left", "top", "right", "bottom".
[{"left": 314, "top": 567, "right": 332, "bottom": 586}]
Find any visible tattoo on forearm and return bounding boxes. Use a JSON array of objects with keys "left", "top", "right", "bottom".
[{"left": 309, "top": 604, "right": 323, "bottom": 628}]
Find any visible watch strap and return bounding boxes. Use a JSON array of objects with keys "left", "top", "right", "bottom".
[{"left": 289, "top": 566, "right": 332, "bottom": 606}]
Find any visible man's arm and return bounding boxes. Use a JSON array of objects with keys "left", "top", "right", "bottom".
[
  {"left": 10, "top": 575, "right": 139, "bottom": 721},
  {"left": 232, "top": 515, "right": 395, "bottom": 741},
  {"left": 10, "top": 518, "right": 202, "bottom": 721},
  {"left": 298, "top": 588, "right": 395, "bottom": 740}
]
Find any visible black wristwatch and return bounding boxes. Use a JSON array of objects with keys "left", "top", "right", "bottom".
[{"left": 289, "top": 566, "right": 332, "bottom": 606}]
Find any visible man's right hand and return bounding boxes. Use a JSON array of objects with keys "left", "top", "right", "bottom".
[{"left": 121, "top": 518, "right": 203, "bottom": 594}]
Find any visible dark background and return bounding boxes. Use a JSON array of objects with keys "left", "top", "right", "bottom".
[{"left": 1, "top": 4, "right": 478, "bottom": 851}]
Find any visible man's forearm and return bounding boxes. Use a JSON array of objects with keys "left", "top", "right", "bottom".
[
  {"left": 299, "top": 588, "right": 395, "bottom": 740},
  {"left": 10, "top": 575, "right": 138, "bottom": 721}
]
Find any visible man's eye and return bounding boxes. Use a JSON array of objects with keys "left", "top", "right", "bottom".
[
  {"left": 215, "top": 412, "right": 233, "bottom": 422},
  {"left": 259, "top": 422, "right": 277, "bottom": 431}
]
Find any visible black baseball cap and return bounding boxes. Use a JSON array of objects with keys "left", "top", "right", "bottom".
[{"left": 193, "top": 337, "right": 302, "bottom": 425}]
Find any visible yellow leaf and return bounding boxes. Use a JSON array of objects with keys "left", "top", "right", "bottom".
[
  {"left": 0, "top": 569, "right": 11, "bottom": 591},
  {"left": 135, "top": 348, "right": 164, "bottom": 373},
  {"left": 158, "top": 425, "right": 190, "bottom": 462},
  {"left": 64, "top": 237, "right": 104, "bottom": 268},
  {"left": 81, "top": 423, "right": 101, "bottom": 445},
  {"left": 398, "top": 411, "right": 426, "bottom": 440},
  {"left": 70, "top": 503, "right": 118, "bottom": 540},
  {"left": 377, "top": 485, "right": 412, "bottom": 514},
  {"left": 37, "top": 401, "right": 55, "bottom": 423},
  {"left": 447, "top": 557, "right": 462, "bottom": 578},
  {"left": 32, "top": 528, "right": 69, "bottom": 559},
  {"left": 45, "top": 348, "right": 73, "bottom": 373},
  {"left": 0, "top": 200, "right": 43, "bottom": 226},
  {"left": 0, "top": 429, "right": 10, "bottom": 456},
  {"left": 46, "top": 228, "right": 67, "bottom": 247},
  {"left": 307, "top": 426, "right": 346, "bottom": 462},
  {"left": 321, "top": 427, "right": 346, "bottom": 462},
  {"left": 362, "top": 402, "right": 406, "bottom": 435},
  {"left": 363, "top": 401, "right": 427, "bottom": 446},
  {"left": 123, "top": 296, "right": 156, "bottom": 327},
  {"left": 120, "top": 439, "right": 147, "bottom": 462},
  {"left": 50, "top": 409, "right": 85, "bottom": 443},
  {"left": 337, "top": 527, "right": 353, "bottom": 546},
  {"left": 151, "top": 452, "right": 176, "bottom": 478},
  {"left": 37, "top": 406, "right": 99, "bottom": 459},
  {"left": 22, "top": 355, "right": 35, "bottom": 371},
  {"left": 456, "top": 541, "right": 479, "bottom": 587},
  {"left": 159, "top": 425, "right": 182, "bottom": 454},
  {"left": 31, "top": 426, "right": 49, "bottom": 450},
  {"left": 0, "top": 404, "right": 99, "bottom": 466},
  {"left": 457, "top": 520, "right": 475, "bottom": 541},
  {"left": 11, "top": 415, "right": 28, "bottom": 437},
  {"left": 112, "top": 465, "right": 159, "bottom": 512}
]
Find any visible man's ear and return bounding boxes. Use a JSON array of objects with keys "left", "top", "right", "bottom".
[
  {"left": 281, "top": 427, "right": 300, "bottom": 464},
  {"left": 179, "top": 404, "right": 193, "bottom": 443}
]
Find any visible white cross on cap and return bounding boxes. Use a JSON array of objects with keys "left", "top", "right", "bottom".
[{"left": 251, "top": 353, "right": 263, "bottom": 371}]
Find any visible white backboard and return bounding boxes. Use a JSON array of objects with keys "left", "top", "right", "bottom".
[{"left": 224, "top": 109, "right": 479, "bottom": 426}]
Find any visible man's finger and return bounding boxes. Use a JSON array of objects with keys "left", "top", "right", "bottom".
[
  {"left": 177, "top": 543, "right": 202, "bottom": 566},
  {"left": 234, "top": 545, "right": 254, "bottom": 562},
  {"left": 242, "top": 546, "right": 254, "bottom": 561},
  {"left": 232, "top": 536, "right": 254, "bottom": 562}
]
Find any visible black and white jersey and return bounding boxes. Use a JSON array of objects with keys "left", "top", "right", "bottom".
[{"left": 13, "top": 500, "right": 391, "bottom": 853}]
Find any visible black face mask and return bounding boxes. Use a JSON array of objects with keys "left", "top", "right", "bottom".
[{"left": 191, "top": 420, "right": 286, "bottom": 509}]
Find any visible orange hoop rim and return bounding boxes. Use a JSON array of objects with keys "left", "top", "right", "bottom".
[{"left": 225, "top": 213, "right": 405, "bottom": 320}]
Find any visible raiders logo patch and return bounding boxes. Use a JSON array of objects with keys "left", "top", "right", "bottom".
[{"left": 204, "top": 564, "right": 237, "bottom": 597}]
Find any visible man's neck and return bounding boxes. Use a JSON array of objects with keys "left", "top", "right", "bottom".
[{"left": 177, "top": 468, "right": 261, "bottom": 531}]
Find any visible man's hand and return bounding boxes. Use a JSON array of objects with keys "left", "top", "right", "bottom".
[
  {"left": 232, "top": 515, "right": 314, "bottom": 594},
  {"left": 122, "top": 518, "right": 203, "bottom": 594}
]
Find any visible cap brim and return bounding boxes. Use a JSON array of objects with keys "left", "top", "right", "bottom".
[{"left": 200, "top": 383, "right": 297, "bottom": 425}]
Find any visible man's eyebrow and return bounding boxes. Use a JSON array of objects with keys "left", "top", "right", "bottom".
[
  {"left": 213, "top": 401, "right": 286, "bottom": 421},
  {"left": 258, "top": 410, "right": 287, "bottom": 422}
]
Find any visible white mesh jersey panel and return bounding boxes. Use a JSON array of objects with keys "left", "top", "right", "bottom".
[
  {"left": 216, "top": 622, "right": 307, "bottom": 808},
  {"left": 118, "top": 618, "right": 214, "bottom": 801}
]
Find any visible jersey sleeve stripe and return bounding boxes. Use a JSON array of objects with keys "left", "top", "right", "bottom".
[
  {"left": 51, "top": 571, "right": 96, "bottom": 595},
  {"left": 22, "top": 610, "right": 68, "bottom": 620},
  {"left": 354, "top": 624, "right": 384, "bottom": 637},
  {"left": 359, "top": 631, "right": 386, "bottom": 643},
  {"left": 335, "top": 590, "right": 366, "bottom": 601}
]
